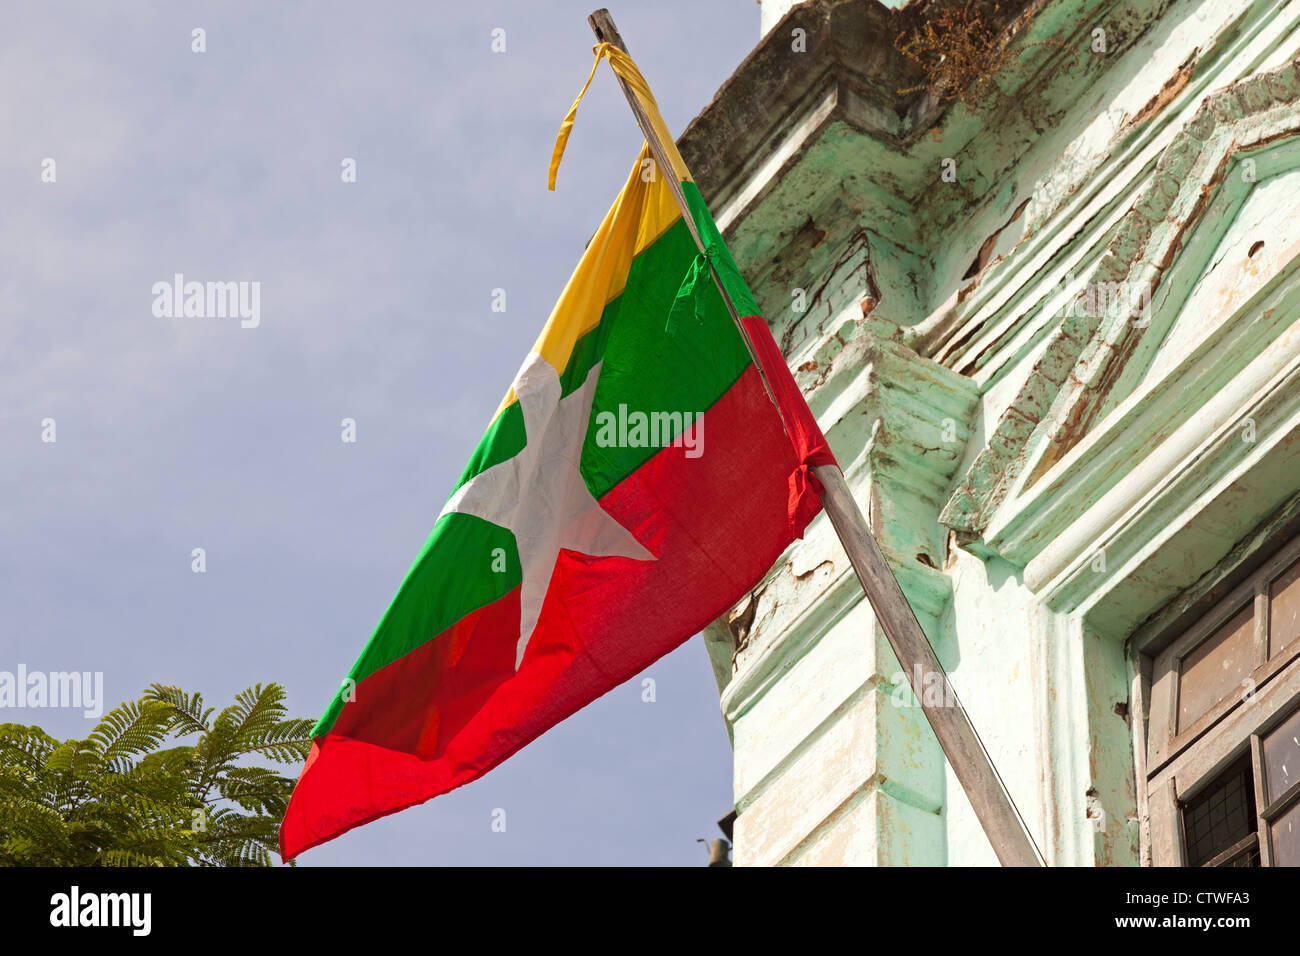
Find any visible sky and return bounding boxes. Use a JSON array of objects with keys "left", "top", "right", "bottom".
[{"left": 1, "top": 0, "right": 766, "bottom": 865}]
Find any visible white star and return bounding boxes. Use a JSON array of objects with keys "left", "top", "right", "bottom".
[{"left": 440, "top": 352, "right": 656, "bottom": 669}]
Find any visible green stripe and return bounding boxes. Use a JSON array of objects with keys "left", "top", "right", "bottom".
[
  {"left": 579, "top": 185, "right": 754, "bottom": 497},
  {"left": 455, "top": 399, "right": 526, "bottom": 490},
  {"left": 452, "top": 182, "right": 758, "bottom": 496},
  {"left": 314, "top": 182, "right": 762, "bottom": 736}
]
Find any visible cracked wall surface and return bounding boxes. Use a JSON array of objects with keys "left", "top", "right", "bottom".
[{"left": 687, "top": 0, "right": 1300, "bottom": 866}]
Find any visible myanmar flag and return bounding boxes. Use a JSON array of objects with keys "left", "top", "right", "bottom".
[{"left": 279, "top": 47, "right": 834, "bottom": 860}]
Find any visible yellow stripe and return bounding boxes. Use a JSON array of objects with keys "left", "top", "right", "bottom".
[{"left": 494, "top": 143, "right": 682, "bottom": 418}]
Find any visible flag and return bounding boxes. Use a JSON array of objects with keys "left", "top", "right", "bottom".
[{"left": 279, "top": 44, "right": 835, "bottom": 860}]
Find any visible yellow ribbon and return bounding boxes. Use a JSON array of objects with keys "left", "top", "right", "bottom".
[{"left": 548, "top": 43, "right": 674, "bottom": 191}]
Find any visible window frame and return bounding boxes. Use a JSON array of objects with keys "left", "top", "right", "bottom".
[
  {"left": 1135, "top": 532, "right": 1300, "bottom": 866},
  {"left": 1148, "top": 535, "right": 1300, "bottom": 773},
  {"left": 1256, "top": 721, "right": 1300, "bottom": 866}
]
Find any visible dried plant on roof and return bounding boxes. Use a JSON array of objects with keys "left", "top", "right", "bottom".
[{"left": 894, "top": 1, "right": 1063, "bottom": 110}]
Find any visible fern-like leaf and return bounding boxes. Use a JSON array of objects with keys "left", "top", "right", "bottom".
[
  {"left": 88, "top": 699, "right": 172, "bottom": 770},
  {"left": 144, "top": 684, "right": 213, "bottom": 736}
]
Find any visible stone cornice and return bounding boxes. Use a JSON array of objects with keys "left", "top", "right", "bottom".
[
  {"left": 673, "top": 0, "right": 1182, "bottom": 394},
  {"left": 676, "top": 0, "right": 1099, "bottom": 244},
  {"left": 678, "top": 0, "right": 973, "bottom": 204}
]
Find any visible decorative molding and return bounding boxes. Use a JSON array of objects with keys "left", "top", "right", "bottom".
[
  {"left": 715, "top": 332, "right": 977, "bottom": 862},
  {"left": 1041, "top": 301, "right": 1300, "bottom": 633},
  {"left": 915, "top": 0, "right": 1292, "bottom": 374},
  {"left": 723, "top": 333, "right": 978, "bottom": 710},
  {"left": 941, "top": 56, "right": 1300, "bottom": 541}
]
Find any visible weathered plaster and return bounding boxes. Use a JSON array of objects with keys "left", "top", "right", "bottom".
[
  {"left": 705, "top": 333, "right": 977, "bottom": 865},
  {"left": 980, "top": 72, "right": 1300, "bottom": 574},
  {"left": 942, "top": 25, "right": 1300, "bottom": 539},
  {"left": 686, "top": 0, "right": 1300, "bottom": 866}
]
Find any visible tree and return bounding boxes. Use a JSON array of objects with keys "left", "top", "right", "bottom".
[{"left": 0, "top": 683, "right": 313, "bottom": 866}]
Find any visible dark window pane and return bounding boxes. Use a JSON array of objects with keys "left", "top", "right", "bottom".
[
  {"left": 1223, "top": 842, "right": 1261, "bottom": 867},
  {"left": 1179, "top": 606, "right": 1255, "bottom": 731},
  {"left": 1183, "top": 758, "right": 1257, "bottom": 867},
  {"left": 1203, "top": 833, "right": 1261, "bottom": 867},
  {"left": 1263, "top": 707, "right": 1300, "bottom": 803},
  {"left": 1270, "top": 799, "right": 1300, "bottom": 867},
  {"left": 1270, "top": 558, "right": 1300, "bottom": 657}
]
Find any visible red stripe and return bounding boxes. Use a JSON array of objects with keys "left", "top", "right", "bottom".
[
  {"left": 280, "top": 364, "right": 811, "bottom": 859},
  {"left": 740, "top": 314, "right": 838, "bottom": 537}
]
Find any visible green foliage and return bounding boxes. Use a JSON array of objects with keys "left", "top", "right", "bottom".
[{"left": 0, "top": 683, "right": 313, "bottom": 867}]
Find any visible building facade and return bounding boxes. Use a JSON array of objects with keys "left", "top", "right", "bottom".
[{"left": 679, "top": 0, "right": 1300, "bottom": 865}]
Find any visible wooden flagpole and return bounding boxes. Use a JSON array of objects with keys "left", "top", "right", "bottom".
[{"left": 587, "top": 8, "right": 1045, "bottom": 867}]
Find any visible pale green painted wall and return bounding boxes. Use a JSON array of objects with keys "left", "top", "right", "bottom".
[{"left": 704, "top": 0, "right": 1300, "bottom": 865}]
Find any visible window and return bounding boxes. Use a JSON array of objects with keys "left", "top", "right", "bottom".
[
  {"left": 1140, "top": 534, "right": 1300, "bottom": 866},
  {"left": 1261, "top": 707, "right": 1300, "bottom": 866},
  {"left": 1182, "top": 757, "right": 1256, "bottom": 866},
  {"left": 1177, "top": 606, "right": 1254, "bottom": 732}
]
